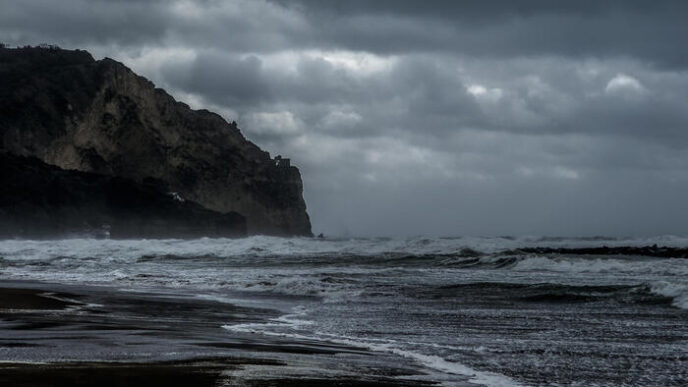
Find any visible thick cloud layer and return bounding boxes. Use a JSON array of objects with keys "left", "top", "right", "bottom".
[{"left": 2, "top": 0, "right": 687, "bottom": 236}]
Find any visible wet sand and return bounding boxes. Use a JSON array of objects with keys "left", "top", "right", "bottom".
[
  {"left": 0, "top": 282, "right": 444, "bottom": 386},
  {"left": 0, "top": 363, "right": 436, "bottom": 387},
  {"left": 0, "top": 288, "right": 78, "bottom": 310},
  {"left": 0, "top": 360, "right": 229, "bottom": 387}
]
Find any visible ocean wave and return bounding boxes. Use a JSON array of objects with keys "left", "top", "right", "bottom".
[
  {"left": 650, "top": 281, "right": 688, "bottom": 309},
  {"left": 2, "top": 236, "right": 687, "bottom": 308},
  {"left": 418, "top": 282, "right": 681, "bottom": 307},
  {"left": 3, "top": 235, "right": 688, "bottom": 263},
  {"left": 513, "top": 255, "right": 688, "bottom": 276}
]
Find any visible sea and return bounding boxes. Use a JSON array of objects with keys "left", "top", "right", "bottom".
[{"left": 1, "top": 235, "right": 687, "bottom": 386}]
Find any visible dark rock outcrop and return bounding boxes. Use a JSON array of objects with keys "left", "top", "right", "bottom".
[
  {"left": 510, "top": 246, "right": 688, "bottom": 259},
  {"left": 0, "top": 46, "right": 311, "bottom": 236},
  {"left": 0, "top": 153, "right": 246, "bottom": 238}
]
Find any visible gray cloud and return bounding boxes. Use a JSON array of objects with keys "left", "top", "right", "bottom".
[
  {"left": 161, "top": 53, "right": 269, "bottom": 106},
  {"left": 2, "top": 0, "right": 688, "bottom": 236},
  {"left": 284, "top": 0, "right": 688, "bottom": 68},
  {"left": 3, "top": 0, "right": 687, "bottom": 66}
]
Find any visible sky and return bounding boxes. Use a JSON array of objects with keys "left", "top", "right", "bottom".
[{"left": 2, "top": 0, "right": 688, "bottom": 237}]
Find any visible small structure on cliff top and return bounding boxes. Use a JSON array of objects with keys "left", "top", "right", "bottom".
[{"left": 274, "top": 155, "right": 291, "bottom": 168}]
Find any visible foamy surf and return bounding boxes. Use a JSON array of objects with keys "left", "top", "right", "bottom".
[
  {"left": 651, "top": 281, "right": 688, "bottom": 309},
  {"left": 222, "top": 321, "right": 522, "bottom": 387},
  {"left": 222, "top": 307, "right": 523, "bottom": 387}
]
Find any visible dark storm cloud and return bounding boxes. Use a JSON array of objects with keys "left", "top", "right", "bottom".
[
  {"left": 158, "top": 51, "right": 688, "bottom": 146},
  {"left": 0, "top": 0, "right": 308, "bottom": 52},
  {"left": 2, "top": 0, "right": 688, "bottom": 236},
  {"left": 279, "top": 0, "right": 688, "bottom": 68},
  {"left": 160, "top": 53, "right": 269, "bottom": 106},
  {"left": 0, "top": 0, "right": 170, "bottom": 46},
  {"left": 3, "top": 0, "right": 687, "bottom": 66}
]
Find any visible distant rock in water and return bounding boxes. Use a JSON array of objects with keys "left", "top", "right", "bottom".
[
  {"left": 0, "top": 153, "right": 246, "bottom": 238},
  {"left": 511, "top": 246, "right": 688, "bottom": 259},
  {"left": 0, "top": 46, "right": 311, "bottom": 236}
]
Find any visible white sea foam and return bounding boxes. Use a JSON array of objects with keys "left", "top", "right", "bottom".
[
  {"left": 222, "top": 322, "right": 522, "bottom": 387},
  {"left": 2, "top": 235, "right": 687, "bottom": 264},
  {"left": 222, "top": 302, "right": 523, "bottom": 387},
  {"left": 375, "top": 346, "right": 523, "bottom": 387},
  {"left": 2, "top": 236, "right": 686, "bottom": 306},
  {"left": 651, "top": 281, "right": 688, "bottom": 309},
  {"left": 222, "top": 305, "right": 314, "bottom": 335}
]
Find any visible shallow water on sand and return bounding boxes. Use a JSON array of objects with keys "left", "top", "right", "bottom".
[{"left": 1, "top": 235, "right": 688, "bottom": 386}]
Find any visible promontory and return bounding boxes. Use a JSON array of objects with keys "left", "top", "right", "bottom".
[{"left": 0, "top": 46, "right": 311, "bottom": 238}]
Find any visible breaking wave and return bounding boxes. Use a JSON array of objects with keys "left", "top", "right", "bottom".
[{"left": 650, "top": 281, "right": 688, "bottom": 309}]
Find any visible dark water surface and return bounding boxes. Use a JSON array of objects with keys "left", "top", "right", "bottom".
[{"left": 1, "top": 236, "right": 687, "bottom": 386}]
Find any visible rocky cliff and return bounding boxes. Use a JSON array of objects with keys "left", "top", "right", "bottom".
[
  {"left": 0, "top": 46, "right": 311, "bottom": 236},
  {"left": 0, "top": 153, "right": 246, "bottom": 238}
]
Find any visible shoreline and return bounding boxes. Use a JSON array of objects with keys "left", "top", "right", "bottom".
[{"left": 0, "top": 281, "right": 446, "bottom": 387}]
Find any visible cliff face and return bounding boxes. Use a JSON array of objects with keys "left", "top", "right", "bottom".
[
  {"left": 0, "top": 153, "right": 246, "bottom": 238},
  {"left": 0, "top": 47, "right": 311, "bottom": 236}
]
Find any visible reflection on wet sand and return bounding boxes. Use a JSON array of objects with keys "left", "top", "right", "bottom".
[{"left": 0, "top": 282, "right": 444, "bottom": 387}]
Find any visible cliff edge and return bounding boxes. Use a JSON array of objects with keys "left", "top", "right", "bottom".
[{"left": 0, "top": 46, "right": 311, "bottom": 236}]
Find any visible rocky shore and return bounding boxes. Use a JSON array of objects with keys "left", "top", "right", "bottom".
[{"left": 509, "top": 245, "right": 688, "bottom": 258}]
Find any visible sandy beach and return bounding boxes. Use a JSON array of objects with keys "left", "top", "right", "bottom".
[{"left": 0, "top": 281, "right": 444, "bottom": 387}]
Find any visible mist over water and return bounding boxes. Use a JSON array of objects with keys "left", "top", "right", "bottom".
[{"left": 1, "top": 235, "right": 688, "bottom": 386}]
